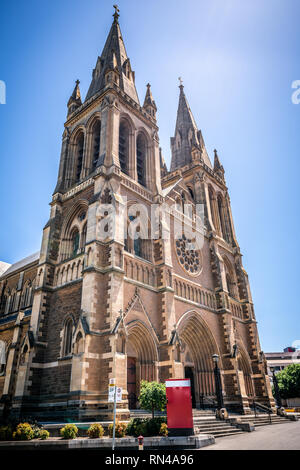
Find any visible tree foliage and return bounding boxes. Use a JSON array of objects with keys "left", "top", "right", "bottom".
[
  {"left": 274, "top": 363, "right": 300, "bottom": 399},
  {"left": 138, "top": 380, "right": 166, "bottom": 418}
]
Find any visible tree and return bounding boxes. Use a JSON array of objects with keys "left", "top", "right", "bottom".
[
  {"left": 138, "top": 381, "right": 167, "bottom": 418},
  {"left": 274, "top": 363, "right": 300, "bottom": 399}
]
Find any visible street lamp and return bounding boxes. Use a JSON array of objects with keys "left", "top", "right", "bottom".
[
  {"left": 212, "top": 354, "right": 224, "bottom": 409},
  {"left": 270, "top": 366, "right": 282, "bottom": 408}
]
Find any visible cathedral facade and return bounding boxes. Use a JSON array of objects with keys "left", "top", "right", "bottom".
[{"left": 0, "top": 9, "right": 274, "bottom": 423}]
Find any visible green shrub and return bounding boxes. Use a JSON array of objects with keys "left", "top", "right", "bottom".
[
  {"left": 0, "top": 425, "right": 13, "bottom": 441},
  {"left": 108, "top": 420, "right": 127, "bottom": 438},
  {"left": 146, "top": 417, "right": 166, "bottom": 436},
  {"left": 274, "top": 363, "right": 300, "bottom": 399},
  {"left": 39, "top": 429, "right": 50, "bottom": 440},
  {"left": 60, "top": 423, "right": 78, "bottom": 439},
  {"left": 87, "top": 423, "right": 104, "bottom": 439},
  {"left": 159, "top": 422, "right": 168, "bottom": 436},
  {"left": 126, "top": 418, "right": 147, "bottom": 437},
  {"left": 13, "top": 423, "right": 34, "bottom": 441},
  {"left": 126, "top": 417, "right": 167, "bottom": 437}
]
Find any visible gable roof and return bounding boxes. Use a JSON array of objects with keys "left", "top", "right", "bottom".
[
  {"left": 0, "top": 251, "right": 40, "bottom": 279},
  {"left": 0, "top": 262, "right": 11, "bottom": 277}
]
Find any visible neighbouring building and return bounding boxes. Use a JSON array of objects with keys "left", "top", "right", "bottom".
[
  {"left": 0, "top": 8, "right": 275, "bottom": 423},
  {"left": 266, "top": 347, "right": 300, "bottom": 384}
]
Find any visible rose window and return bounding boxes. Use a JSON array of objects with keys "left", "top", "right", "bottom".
[{"left": 175, "top": 234, "right": 202, "bottom": 275}]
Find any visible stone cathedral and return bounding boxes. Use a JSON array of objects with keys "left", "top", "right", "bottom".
[{"left": 0, "top": 9, "right": 274, "bottom": 423}]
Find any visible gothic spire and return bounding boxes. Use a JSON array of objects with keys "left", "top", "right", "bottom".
[
  {"left": 170, "top": 81, "right": 212, "bottom": 171},
  {"left": 143, "top": 83, "right": 157, "bottom": 119},
  {"left": 159, "top": 147, "right": 168, "bottom": 177},
  {"left": 176, "top": 81, "right": 198, "bottom": 137},
  {"left": 213, "top": 149, "right": 225, "bottom": 179},
  {"left": 85, "top": 6, "right": 139, "bottom": 104},
  {"left": 67, "top": 79, "right": 82, "bottom": 116}
]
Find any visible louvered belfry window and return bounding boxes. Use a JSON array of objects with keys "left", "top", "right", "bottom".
[
  {"left": 119, "top": 121, "right": 129, "bottom": 175},
  {"left": 136, "top": 133, "right": 146, "bottom": 186}
]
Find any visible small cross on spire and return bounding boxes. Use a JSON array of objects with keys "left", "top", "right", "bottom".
[
  {"left": 113, "top": 4, "right": 120, "bottom": 22},
  {"left": 178, "top": 76, "right": 184, "bottom": 88}
]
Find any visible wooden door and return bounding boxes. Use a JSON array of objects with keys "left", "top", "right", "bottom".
[{"left": 127, "top": 357, "right": 137, "bottom": 409}]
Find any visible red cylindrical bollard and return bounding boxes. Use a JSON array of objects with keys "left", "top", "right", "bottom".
[{"left": 138, "top": 435, "right": 144, "bottom": 450}]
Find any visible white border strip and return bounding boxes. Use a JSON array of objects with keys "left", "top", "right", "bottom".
[{"left": 166, "top": 379, "right": 190, "bottom": 388}]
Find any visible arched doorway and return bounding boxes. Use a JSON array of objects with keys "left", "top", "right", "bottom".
[
  {"left": 237, "top": 344, "right": 255, "bottom": 398},
  {"left": 184, "top": 366, "right": 196, "bottom": 408},
  {"left": 127, "top": 354, "right": 137, "bottom": 409},
  {"left": 177, "top": 311, "right": 222, "bottom": 408},
  {"left": 126, "top": 321, "right": 158, "bottom": 409}
]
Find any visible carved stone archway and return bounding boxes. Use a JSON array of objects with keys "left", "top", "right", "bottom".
[
  {"left": 125, "top": 320, "right": 158, "bottom": 409},
  {"left": 177, "top": 311, "right": 222, "bottom": 408}
]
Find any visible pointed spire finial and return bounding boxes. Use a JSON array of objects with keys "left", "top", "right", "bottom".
[
  {"left": 113, "top": 4, "right": 120, "bottom": 22},
  {"left": 72, "top": 79, "right": 81, "bottom": 100},
  {"left": 213, "top": 148, "right": 225, "bottom": 178},
  {"left": 85, "top": 4, "right": 140, "bottom": 104},
  {"left": 143, "top": 82, "right": 157, "bottom": 117},
  {"left": 67, "top": 79, "right": 82, "bottom": 116},
  {"left": 214, "top": 149, "right": 220, "bottom": 168},
  {"left": 170, "top": 84, "right": 213, "bottom": 170}
]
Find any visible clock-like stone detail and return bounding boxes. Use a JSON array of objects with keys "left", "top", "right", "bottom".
[{"left": 175, "top": 234, "right": 202, "bottom": 276}]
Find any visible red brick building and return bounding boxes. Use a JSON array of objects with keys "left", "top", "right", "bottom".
[{"left": 0, "top": 9, "right": 275, "bottom": 422}]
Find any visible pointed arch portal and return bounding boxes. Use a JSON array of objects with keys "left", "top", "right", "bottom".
[
  {"left": 177, "top": 312, "right": 221, "bottom": 407},
  {"left": 237, "top": 342, "right": 255, "bottom": 398},
  {"left": 126, "top": 320, "right": 158, "bottom": 409}
]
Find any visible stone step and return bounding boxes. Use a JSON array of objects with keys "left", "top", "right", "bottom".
[
  {"left": 195, "top": 423, "right": 237, "bottom": 429},
  {"left": 241, "top": 418, "right": 285, "bottom": 422},
  {"left": 197, "top": 428, "right": 242, "bottom": 435},
  {"left": 195, "top": 426, "right": 244, "bottom": 437},
  {"left": 214, "top": 431, "right": 245, "bottom": 438},
  {"left": 195, "top": 423, "right": 243, "bottom": 430},
  {"left": 240, "top": 416, "right": 287, "bottom": 420},
  {"left": 196, "top": 426, "right": 236, "bottom": 432},
  {"left": 238, "top": 416, "right": 289, "bottom": 426},
  {"left": 193, "top": 419, "right": 225, "bottom": 425},
  {"left": 254, "top": 420, "right": 289, "bottom": 426},
  {"left": 130, "top": 409, "right": 215, "bottom": 418},
  {"left": 209, "top": 429, "right": 244, "bottom": 436}
]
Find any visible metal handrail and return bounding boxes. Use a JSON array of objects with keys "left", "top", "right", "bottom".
[
  {"left": 199, "top": 394, "right": 217, "bottom": 410},
  {"left": 252, "top": 401, "right": 273, "bottom": 423}
]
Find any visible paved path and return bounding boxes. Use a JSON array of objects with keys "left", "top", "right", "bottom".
[{"left": 201, "top": 420, "right": 300, "bottom": 450}]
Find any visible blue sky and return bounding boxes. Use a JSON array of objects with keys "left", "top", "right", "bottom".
[{"left": 0, "top": 0, "right": 299, "bottom": 352}]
